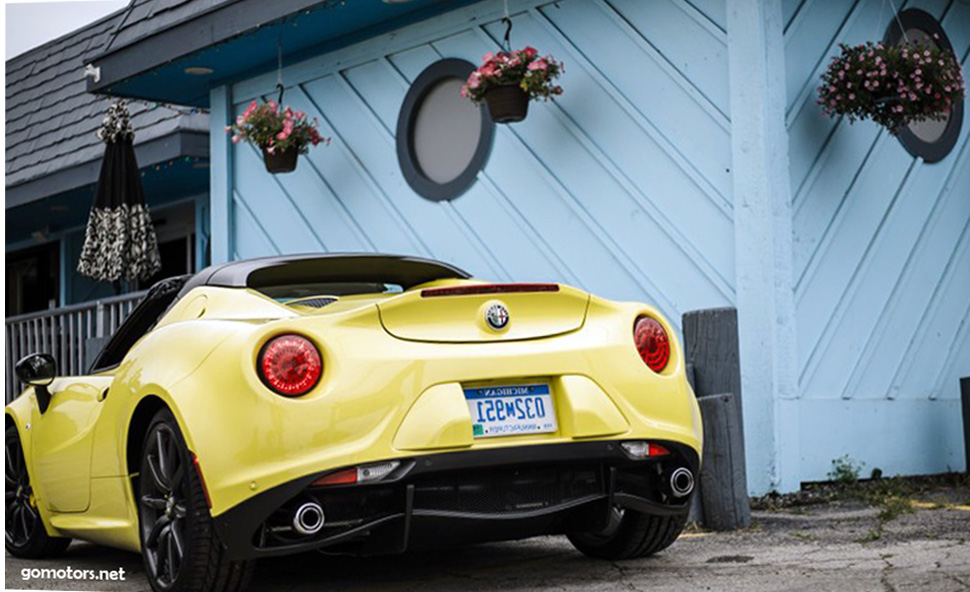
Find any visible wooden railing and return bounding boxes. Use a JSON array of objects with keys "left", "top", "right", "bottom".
[{"left": 5, "top": 291, "right": 147, "bottom": 402}]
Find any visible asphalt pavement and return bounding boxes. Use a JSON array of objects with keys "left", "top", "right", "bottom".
[{"left": 5, "top": 489, "right": 969, "bottom": 592}]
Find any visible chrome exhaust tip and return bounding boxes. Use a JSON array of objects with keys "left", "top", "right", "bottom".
[
  {"left": 292, "top": 501, "right": 325, "bottom": 536},
  {"left": 669, "top": 467, "right": 695, "bottom": 498}
]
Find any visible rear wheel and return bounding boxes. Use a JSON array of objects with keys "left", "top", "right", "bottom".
[
  {"left": 5, "top": 424, "right": 71, "bottom": 558},
  {"left": 567, "top": 506, "right": 688, "bottom": 560},
  {"left": 138, "top": 409, "right": 253, "bottom": 592}
]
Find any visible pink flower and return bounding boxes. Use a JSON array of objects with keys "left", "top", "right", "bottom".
[
  {"left": 523, "top": 46, "right": 538, "bottom": 59},
  {"left": 277, "top": 131, "right": 289, "bottom": 140},
  {"left": 528, "top": 59, "right": 548, "bottom": 71},
  {"left": 482, "top": 52, "right": 495, "bottom": 63},
  {"left": 295, "top": 110, "right": 305, "bottom": 119},
  {"left": 231, "top": 135, "right": 241, "bottom": 144}
]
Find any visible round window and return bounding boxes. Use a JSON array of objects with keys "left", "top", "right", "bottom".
[
  {"left": 396, "top": 59, "right": 495, "bottom": 201},
  {"left": 884, "top": 9, "right": 964, "bottom": 163}
]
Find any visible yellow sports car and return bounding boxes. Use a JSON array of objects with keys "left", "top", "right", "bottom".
[{"left": 6, "top": 254, "right": 702, "bottom": 592}]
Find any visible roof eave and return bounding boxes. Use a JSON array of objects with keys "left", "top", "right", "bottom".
[
  {"left": 86, "top": 0, "right": 323, "bottom": 102},
  {"left": 5, "top": 130, "right": 209, "bottom": 210}
]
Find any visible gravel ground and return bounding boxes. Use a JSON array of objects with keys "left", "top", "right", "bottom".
[{"left": 5, "top": 486, "right": 969, "bottom": 592}]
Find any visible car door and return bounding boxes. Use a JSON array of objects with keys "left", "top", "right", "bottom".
[
  {"left": 29, "top": 277, "right": 189, "bottom": 513},
  {"left": 30, "top": 375, "right": 113, "bottom": 512}
]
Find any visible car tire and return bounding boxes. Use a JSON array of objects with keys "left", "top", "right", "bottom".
[
  {"left": 138, "top": 409, "right": 254, "bottom": 592},
  {"left": 5, "top": 424, "right": 72, "bottom": 559},
  {"left": 567, "top": 506, "right": 688, "bottom": 560}
]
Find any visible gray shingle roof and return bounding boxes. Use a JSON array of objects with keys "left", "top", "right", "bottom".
[
  {"left": 5, "top": 5, "right": 208, "bottom": 190},
  {"left": 100, "top": 0, "right": 238, "bottom": 56}
]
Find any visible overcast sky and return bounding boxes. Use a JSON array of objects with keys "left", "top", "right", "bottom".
[{"left": 5, "top": 0, "right": 129, "bottom": 60}]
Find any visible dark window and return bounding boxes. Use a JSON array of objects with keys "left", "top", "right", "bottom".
[
  {"left": 6, "top": 243, "right": 59, "bottom": 316},
  {"left": 884, "top": 9, "right": 964, "bottom": 163},
  {"left": 396, "top": 58, "right": 495, "bottom": 201},
  {"left": 89, "top": 275, "right": 189, "bottom": 372},
  {"left": 145, "top": 234, "right": 195, "bottom": 286}
]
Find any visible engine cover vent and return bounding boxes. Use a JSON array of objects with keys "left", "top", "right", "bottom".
[{"left": 289, "top": 297, "right": 338, "bottom": 309}]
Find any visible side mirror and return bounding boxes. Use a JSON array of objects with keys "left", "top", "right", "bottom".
[{"left": 15, "top": 353, "right": 57, "bottom": 413}]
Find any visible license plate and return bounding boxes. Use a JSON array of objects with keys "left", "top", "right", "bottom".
[{"left": 464, "top": 383, "right": 557, "bottom": 438}]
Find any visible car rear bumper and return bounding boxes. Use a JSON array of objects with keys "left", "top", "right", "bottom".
[{"left": 212, "top": 440, "right": 699, "bottom": 560}]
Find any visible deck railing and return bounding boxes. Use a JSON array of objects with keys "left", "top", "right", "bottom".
[{"left": 5, "top": 291, "right": 147, "bottom": 402}]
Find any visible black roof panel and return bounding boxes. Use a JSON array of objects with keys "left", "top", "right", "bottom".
[{"left": 179, "top": 253, "right": 471, "bottom": 297}]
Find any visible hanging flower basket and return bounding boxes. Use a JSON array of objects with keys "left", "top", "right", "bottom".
[
  {"left": 461, "top": 47, "right": 563, "bottom": 124},
  {"left": 817, "top": 40, "right": 965, "bottom": 134},
  {"left": 226, "top": 100, "right": 330, "bottom": 174}
]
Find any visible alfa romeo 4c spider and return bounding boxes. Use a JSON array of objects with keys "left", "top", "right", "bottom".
[{"left": 6, "top": 254, "right": 702, "bottom": 592}]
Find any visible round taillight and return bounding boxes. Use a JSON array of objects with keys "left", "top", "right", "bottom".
[
  {"left": 634, "top": 316, "right": 670, "bottom": 373},
  {"left": 258, "top": 334, "right": 322, "bottom": 396}
]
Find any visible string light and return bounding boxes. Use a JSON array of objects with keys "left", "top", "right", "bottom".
[
  {"left": 139, "top": 156, "right": 208, "bottom": 177},
  {"left": 104, "top": 96, "right": 209, "bottom": 116}
]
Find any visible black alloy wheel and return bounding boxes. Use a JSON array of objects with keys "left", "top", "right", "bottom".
[
  {"left": 5, "top": 424, "right": 71, "bottom": 558},
  {"left": 140, "top": 420, "right": 189, "bottom": 589},
  {"left": 137, "top": 410, "right": 253, "bottom": 592}
]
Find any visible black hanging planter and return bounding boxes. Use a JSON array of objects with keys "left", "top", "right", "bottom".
[
  {"left": 484, "top": 84, "right": 530, "bottom": 123},
  {"left": 262, "top": 147, "right": 299, "bottom": 174}
]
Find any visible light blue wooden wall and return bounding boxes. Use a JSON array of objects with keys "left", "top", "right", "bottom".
[
  {"left": 217, "top": 0, "right": 970, "bottom": 491},
  {"left": 224, "top": 0, "right": 735, "bottom": 335},
  {"left": 785, "top": 0, "right": 970, "bottom": 480}
]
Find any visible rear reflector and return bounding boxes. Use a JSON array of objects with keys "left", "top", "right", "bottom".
[
  {"left": 621, "top": 441, "right": 671, "bottom": 459},
  {"left": 421, "top": 283, "right": 559, "bottom": 298},
  {"left": 311, "top": 461, "right": 401, "bottom": 487},
  {"left": 191, "top": 453, "right": 212, "bottom": 508},
  {"left": 311, "top": 468, "right": 358, "bottom": 487}
]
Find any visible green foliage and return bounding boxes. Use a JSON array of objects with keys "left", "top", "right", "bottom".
[
  {"left": 876, "top": 496, "right": 914, "bottom": 522},
  {"left": 828, "top": 455, "right": 864, "bottom": 485}
]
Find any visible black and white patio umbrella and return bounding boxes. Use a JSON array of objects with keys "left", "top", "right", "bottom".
[{"left": 77, "top": 100, "right": 161, "bottom": 285}]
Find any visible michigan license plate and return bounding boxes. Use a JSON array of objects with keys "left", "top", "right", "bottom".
[{"left": 464, "top": 383, "right": 557, "bottom": 438}]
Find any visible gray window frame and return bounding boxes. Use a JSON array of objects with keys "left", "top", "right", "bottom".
[{"left": 396, "top": 58, "right": 495, "bottom": 201}]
